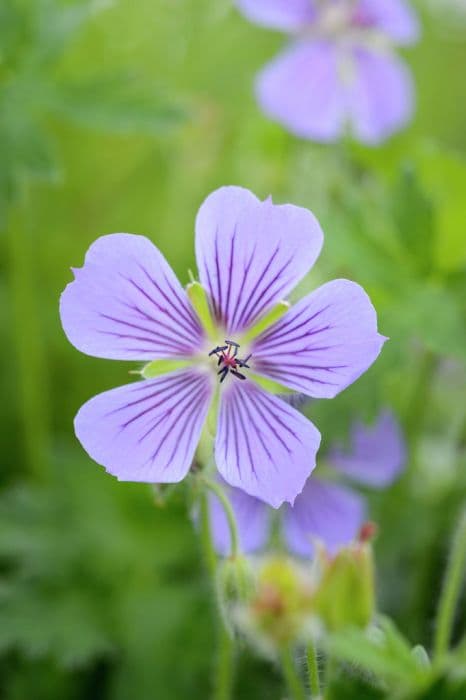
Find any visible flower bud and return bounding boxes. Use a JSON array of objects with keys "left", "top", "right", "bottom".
[
  {"left": 313, "top": 532, "right": 375, "bottom": 632},
  {"left": 234, "top": 557, "right": 315, "bottom": 655},
  {"left": 218, "top": 554, "right": 256, "bottom": 608}
]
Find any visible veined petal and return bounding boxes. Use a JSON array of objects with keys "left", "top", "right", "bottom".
[
  {"left": 60, "top": 233, "right": 204, "bottom": 360},
  {"left": 209, "top": 480, "right": 269, "bottom": 556},
  {"left": 195, "top": 186, "right": 323, "bottom": 335},
  {"left": 215, "top": 379, "right": 321, "bottom": 508},
  {"left": 356, "top": 0, "right": 420, "bottom": 45},
  {"left": 347, "top": 48, "right": 414, "bottom": 146},
  {"left": 329, "top": 410, "right": 406, "bottom": 488},
  {"left": 236, "top": 0, "right": 316, "bottom": 32},
  {"left": 256, "top": 41, "right": 347, "bottom": 143},
  {"left": 74, "top": 368, "right": 213, "bottom": 482},
  {"left": 252, "top": 279, "right": 386, "bottom": 399},
  {"left": 283, "top": 478, "right": 365, "bottom": 557}
]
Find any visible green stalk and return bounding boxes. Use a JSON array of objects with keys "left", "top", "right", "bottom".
[
  {"left": 433, "top": 508, "right": 466, "bottom": 661},
  {"left": 199, "top": 490, "right": 235, "bottom": 700},
  {"left": 203, "top": 475, "right": 240, "bottom": 559},
  {"left": 280, "top": 647, "right": 307, "bottom": 700},
  {"left": 306, "top": 642, "right": 320, "bottom": 698},
  {"left": 6, "top": 190, "right": 50, "bottom": 478},
  {"left": 405, "top": 349, "right": 438, "bottom": 449}
]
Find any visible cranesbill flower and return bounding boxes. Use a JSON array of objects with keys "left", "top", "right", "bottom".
[
  {"left": 60, "top": 186, "right": 385, "bottom": 507},
  {"left": 210, "top": 410, "right": 406, "bottom": 555},
  {"left": 236, "top": 0, "right": 420, "bottom": 144}
]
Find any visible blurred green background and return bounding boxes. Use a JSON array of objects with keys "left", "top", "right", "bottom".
[{"left": 0, "top": 1, "right": 465, "bottom": 698}]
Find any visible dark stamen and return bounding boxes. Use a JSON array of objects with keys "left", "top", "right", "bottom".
[{"left": 208, "top": 340, "right": 252, "bottom": 384}]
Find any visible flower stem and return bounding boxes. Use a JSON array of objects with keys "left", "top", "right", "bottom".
[
  {"left": 280, "top": 647, "right": 307, "bottom": 700},
  {"left": 199, "top": 490, "right": 235, "bottom": 700},
  {"left": 6, "top": 191, "right": 50, "bottom": 479},
  {"left": 405, "top": 349, "right": 438, "bottom": 450},
  {"left": 202, "top": 475, "right": 240, "bottom": 559},
  {"left": 433, "top": 507, "right": 466, "bottom": 661},
  {"left": 306, "top": 641, "right": 320, "bottom": 698}
]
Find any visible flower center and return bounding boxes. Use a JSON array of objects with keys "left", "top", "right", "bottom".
[
  {"left": 308, "top": 0, "right": 379, "bottom": 43},
  {"left": 208, "top": 340, "right": 252, "bottom": 383}
]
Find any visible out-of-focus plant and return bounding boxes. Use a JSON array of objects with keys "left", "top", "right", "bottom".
[
  {"left": 0, "top": 0, "right": 184, "bottom": 220},
  {"left": 0, "top": 0, "right": 184, "bottom": 479}
]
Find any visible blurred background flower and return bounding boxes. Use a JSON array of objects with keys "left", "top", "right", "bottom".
[
  {"left": 236, "top": 0, "right": 419, "bottom": 143},
  {"left": 209, "top": 410, "right": 406, "bottom": 557}
]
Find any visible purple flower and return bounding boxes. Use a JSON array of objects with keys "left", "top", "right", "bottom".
[
  {"left": 60, "top": 186, "right": 385, "bottom": 507},
  {"left": 210, "top": 410, "right": 406, "bottom": 555},
  {"left": 236, "top": 0, "right": 420, "bottom": 144}
]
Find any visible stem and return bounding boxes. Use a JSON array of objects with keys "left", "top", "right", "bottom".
[
  {"left": 405, "top": 349, "right": 438, "bottom": 449},
  {"left": 433, "top": 508, "right": 466, "bottom": 661},
  {"left": 202, "top": 475, "right": 240, "bottom": 559},
  {"left": 306, "top": 642, "right": 320, "bottom": 698},
  {"left": 280, "top": 647, "right": 307, "bottom": 700},
  {"left": 323, "top": 654, "right": 337, "bottom": 700},
  {"left": 6, "top": 192, "right": 50, "bottom": 478},
  {"left": 199, "top": 491, "right": 235, "bottom": 700}
]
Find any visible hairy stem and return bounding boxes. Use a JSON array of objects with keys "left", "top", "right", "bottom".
[
  {"left": 199, "top": 490, "right": 235, "bottom": 700},
  {"left": 306, "top": 642, "right": 320, "bottom": 698},
  {"left": 433, "top": 507, "right": 466, "bottom": 661},
  {"left": 203, "top": 475, "right": 240, "bottom": 559},
  {"left": 280, "top": 647, "right": 307, "bottom": 700}
]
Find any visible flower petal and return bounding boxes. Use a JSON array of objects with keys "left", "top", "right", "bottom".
[
  {"left": 195, "top": 186, "right": 323, "bottom": 335},
  {"left": 356, "top": 0, "right": 420, "bottom": 45},
  {"left": 236, "top": 0, "right": 316, "bottom": 32},
  {"left": 215, "top": 379, "right": 321, "bottom": 508},
  {"left": 74, "top": 368, "right": 213, "bottom": 482},
  {"left": 329, "top": 410, "right": 406, "bottom": 488},
  {"left": 347, "top": 48, "right": 414, "bottom": 145},
  {"left": 256, "top": 41, "right": 347, "bottom": 142},
  {"left": 252, "top": 279, "right": 386, "bottom": 399},
  {"left": 60, "top": 233, "right": 204, "bottom": 360},
  {"left": 283, "top": 478, "right": 365, "bottom": 557},
  {"left": 209, "top": 480, "right": 269, "bottom": 556}
]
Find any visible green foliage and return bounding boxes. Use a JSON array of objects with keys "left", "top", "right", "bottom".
[
  {"left": 0, "top": 0, "right": 183, "bottom": 222},
  {"left": 0, "top": 454, "right": 212, "bottom": 697}
]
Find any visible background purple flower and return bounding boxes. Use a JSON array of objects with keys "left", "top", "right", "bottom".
[
  {"left": 328, "top": 409, "right": 407, "bottom": 487},
  {"left": 210, "top": 410, "right": 406, "bottom": 556},
  {"left": 60, "top": 186, "right": 385, "bottom": 508},
  {"left": 237, "top": 0, "right": 419, "bottom": 144}
]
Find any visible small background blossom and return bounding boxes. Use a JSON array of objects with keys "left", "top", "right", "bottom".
[{"left": 236, "top": 0, "right": 420, "bottom": 144}]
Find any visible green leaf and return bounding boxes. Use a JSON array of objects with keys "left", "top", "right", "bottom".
[
  {"left": 325, "top": 619, "right": 429, "bottom": 690},
  {"left": 391, "top": 164, "right": 435, "bottom": 276},
  {"left": 51, "top": 75, "right": 186, "bottom": 134},
  {"left": 416, "top": 146, "right": 466, "bottom": 272},
  {"left": 385, "top": 283, "right": 466, "bottom": 363}
]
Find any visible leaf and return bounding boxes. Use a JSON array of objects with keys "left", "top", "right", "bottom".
[
  {"left": 385, "top": 283, "right": 466, "bottom": 363},
  {"left": 324, "top": 619, "right": 429, "bottom": 690},
  {"left": 390, "top": 164, "right": 436, "bottom": 276},
  {"left": 51, "top": 75, "right": 186, "bottom": 134},
  {"left": 416, "top": 146, "right": 466, "bottom": 273}
]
